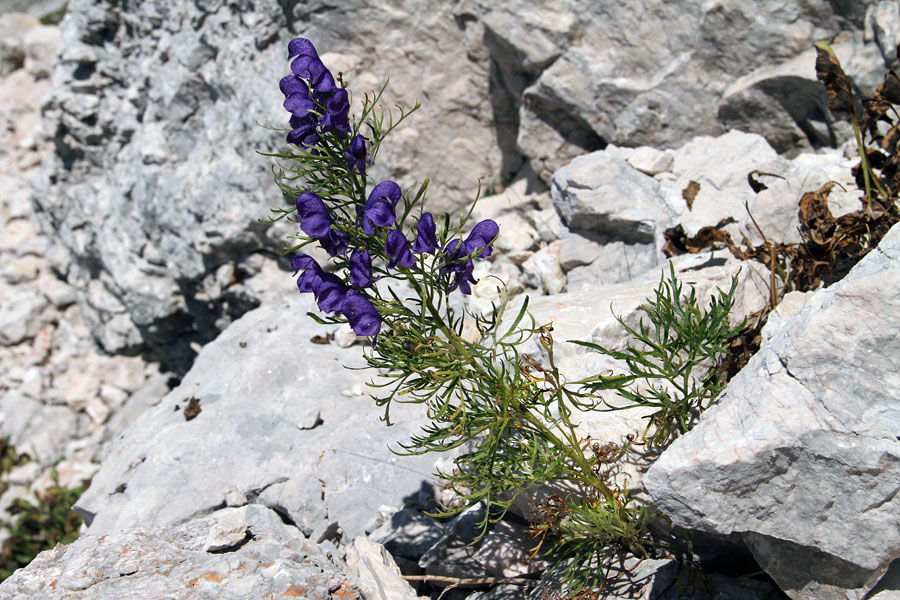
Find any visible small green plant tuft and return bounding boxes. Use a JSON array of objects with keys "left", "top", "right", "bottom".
[{"left": 571, "top": 264, "right": 743, "bottom": 448}]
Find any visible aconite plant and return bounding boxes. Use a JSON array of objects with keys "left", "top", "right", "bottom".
[{"left": 263, "top": 38, "right": 740, "bottom": 597}]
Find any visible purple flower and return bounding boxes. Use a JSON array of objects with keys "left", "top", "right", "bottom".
[
  {"left": 315, "top": 272, "right": 347, "bottom": 313},
  {"left": 463, "top": 219, "right": 499, "bottom": 258},
  {"left": 452, "top": 263, "right": 478, "bottom": 295},
  {"left": 360, "top": 181, "right": 401, "bottom": 235},
  {"left": 413, "top": 212, "right": 438, "bottom": 254},
  {"left": 282, "top": 90, "right": 317, "bottom": 118},
  {"left": 286, "top": 115, "right": 319, "bottom": 148},
  {"left": 439, "top": 239, "right": 478, "bottom": 295},
  {"left": 349, "top": 248, "right": 373, "bottom": 287},
  {"left": 320, "top": 227, "right": 350, "bottom": 257},
  {"left": 296, "top": 192, "right": 332, "bottom": 238},
  {"left": 342, "top": 290, "right": 382, "bottom": 337},
  {"left": 281, "top": 38, "right": 342, "bottom": 145},
  {"left": 344, "top": 134, "right": 368, "bottom": 175},
  {"left": 320, "top": 88, "right": 350, "bottom": 137},
  {"left": 292, "top": 254, "right": 325, "bottom": 294},
  {"left": 288, "top": 38, "right": 337, "bottom": 96},
  {"left": 385, "top": 230, "right": 416, "bottom": 269}
]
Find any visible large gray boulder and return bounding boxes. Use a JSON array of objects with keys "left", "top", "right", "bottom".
[
  {"left": 74, "top": 290, "right": 441, "bottom": 543},
  {"left": 482, "top": 0, "right": 893, "bottom": 181},
  {"left": 643, "top": 223, "right": 900, "bottom": 600}
]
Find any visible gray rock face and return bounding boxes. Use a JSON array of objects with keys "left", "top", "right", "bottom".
[
  {"left": 552, "top": 153, "right": 672, "bottom": 245},
  {"left": 74, "top": 290, "right": 440, "bottom": 544},
  {"left": 35, "top": 0, "right": 501, "bottom": 364},
  {"left": 0, "top": 504, "right": 355, "bottom": 599},
  {"left": 482, "top": 0, "right": 893, "bottom": 181},
  {"left": 36, "top": 0, "right": 900, "bottom": 367},
  {"left": 643, "top": 223, "right": 900, "bottom": 600}
]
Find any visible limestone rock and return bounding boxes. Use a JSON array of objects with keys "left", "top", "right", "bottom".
[
  {"left": 74, "top": 291, "right": 441, "bottom": 544},
  {"left": 552, "top": 153, "right": 672, "bottom": 245},
  {"left": 0, "top": 504, "right": 354, "bottom": 600},
  {"left": 521, "top": 240, "right": 565, "bottom": 295},
  {"left": 643, "top": 223, "right": 900, "bottom": 600},
  {"left": 347, "top": 537, "right": 427, "bottom": 600},
  {"left": 35, "top": 0, "right": 503, "bottom": 363},
  {"left": 497, "top": 0, "right": 892, "bottom": 181}
]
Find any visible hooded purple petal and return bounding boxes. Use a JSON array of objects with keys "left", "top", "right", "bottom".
[
  {"left": 293, "top": 255, "right": 325, "bottom": 294},
  {"left": 291, "top": 253, "right": 316, "bottom": 274},
  {"left": 342, "top": 290, "right": 382, "bottom": 337},
  {"left": 315, "top": 273, "right": 347, "bottom": 314},
  {"left": 280, "top": 75, "right": 308, "bottom": 97},
  {"left": 321, "top": 88, "right": 350, "bottom": 136},
  {"left": 283, "top": 93, "right": 317, "bottom": 118},
  {"left": 413, "top": 212, "right": 438, "bottom": 254},
  {"left": 368, "top": 181, "right": 402, "bottom": 208},
  {"left": 296, "top": 192, "right": 332, "bottom": 239},
  {"left": 349, "top": 248, "right": 373, "bottom": 287},
  {"left": 344, "top": 134, "right": 368, "bottom": 175},
  {"left": 320, "top": 228, "right": 350, "bottom": 257},
  {"left": 361, "top": 197, "right": 396, "bottom": 235},
  {"left": 385, "top": 230, "right": 416, "bottom": 269},
  {"left": 288, "top": 38, "right": 318, "bottom": 61},
  {"left": 464, "top": 219, "right": 499, "bottom": 258}
]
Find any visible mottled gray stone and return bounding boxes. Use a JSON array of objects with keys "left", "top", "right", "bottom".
[
  {"left": 643, "top": 223, "right": 900, "bottom": 600},
  {"left": 37, "top": 0, "right": 899, "bottom": 369},
  {"left": 0, "top": 504, "right": 353, "bottom": 600},
  {"left": 35, "top": 0, "right": 504, "bottom": 364},
  {"left": 370, "top": 508, "right": 445, "bottom": 561},
  {"left": 347, "top": 537, "right": 427, "bottom": 600},
  {"left": 74, "top": 291, "right": 440, "bottom": 545},
  {"left": 552, "top": 152, "right": 672, "bottom": 245},
  {"left": 496, "top": 0, "right": 892, "bottom": 181}
]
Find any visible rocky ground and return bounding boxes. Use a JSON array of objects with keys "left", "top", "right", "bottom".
[
  {"left": 0, "top": 13, "right": 169, "bottom": 546},
  {"left": 0, "top": 2, "right": 899, "bottom": 599}
]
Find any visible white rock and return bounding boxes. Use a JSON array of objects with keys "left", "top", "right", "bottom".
[
  {"left": 521, "top": 241, "right": 565, "bottom": 295},
  {"left": 347, "top": 537, "right": 427, "bottom": 600},
  {"left": 643, "top": 223, "right": 900, "bottom": 600}
]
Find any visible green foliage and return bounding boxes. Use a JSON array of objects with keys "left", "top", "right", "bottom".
[
  {"left": 0, "top": 438, "right": 27, "bottom": 499},
  {"left": 0, "top": 443, "right": 85, "bottom": 582},
  {"left": 572, "top": 264, "right": 742, "bottom": 448},
  {"left": 268, "top": 50, "right": 741, "bottom": 598}
]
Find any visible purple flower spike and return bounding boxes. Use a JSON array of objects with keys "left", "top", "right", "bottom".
[
  {"left": 413, "top": 212, "right": 438, "bottom": 254},
  {"left": 296, "top": 192, "right": 332, "bottom": 238},
  {"left": 344, "top": 134, "right": 368, "bottom": 175},
  {"left": 349, "top": 248, "right": 373, "bottom": 287},
  {"left": 385, "top": 230, "right": 416, "bottom": 269},
  {"left": 464, "top": 219, "right": 499, "bottom": 258},
  {"left": 342, "top": 290, "right": 382, "bottom": 337},
  {"left": 315, "top": 273, "right": 347, "bottom": 314},
  {"left": 320, "top": 228, "right": 350, "bottom": 257}
]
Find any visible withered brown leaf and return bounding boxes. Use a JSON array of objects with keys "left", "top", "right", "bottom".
[
  {"left": 880, "top": 71, "right": 900, "bottom": 104},
  {"left": 183, "top": 396, "right": 202, "bottom": 421},
  {"left": 747, "top": 170, "right": 785, "bottom": 194},
  {"left": 798, "top": 182, "right": 837, "bottom": 246},
  {"left": 682, "top": 180, "right": 700, "bottom": 210},
  {"left": 815, "top": 43, "right": 854, "bottom": 115}
]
